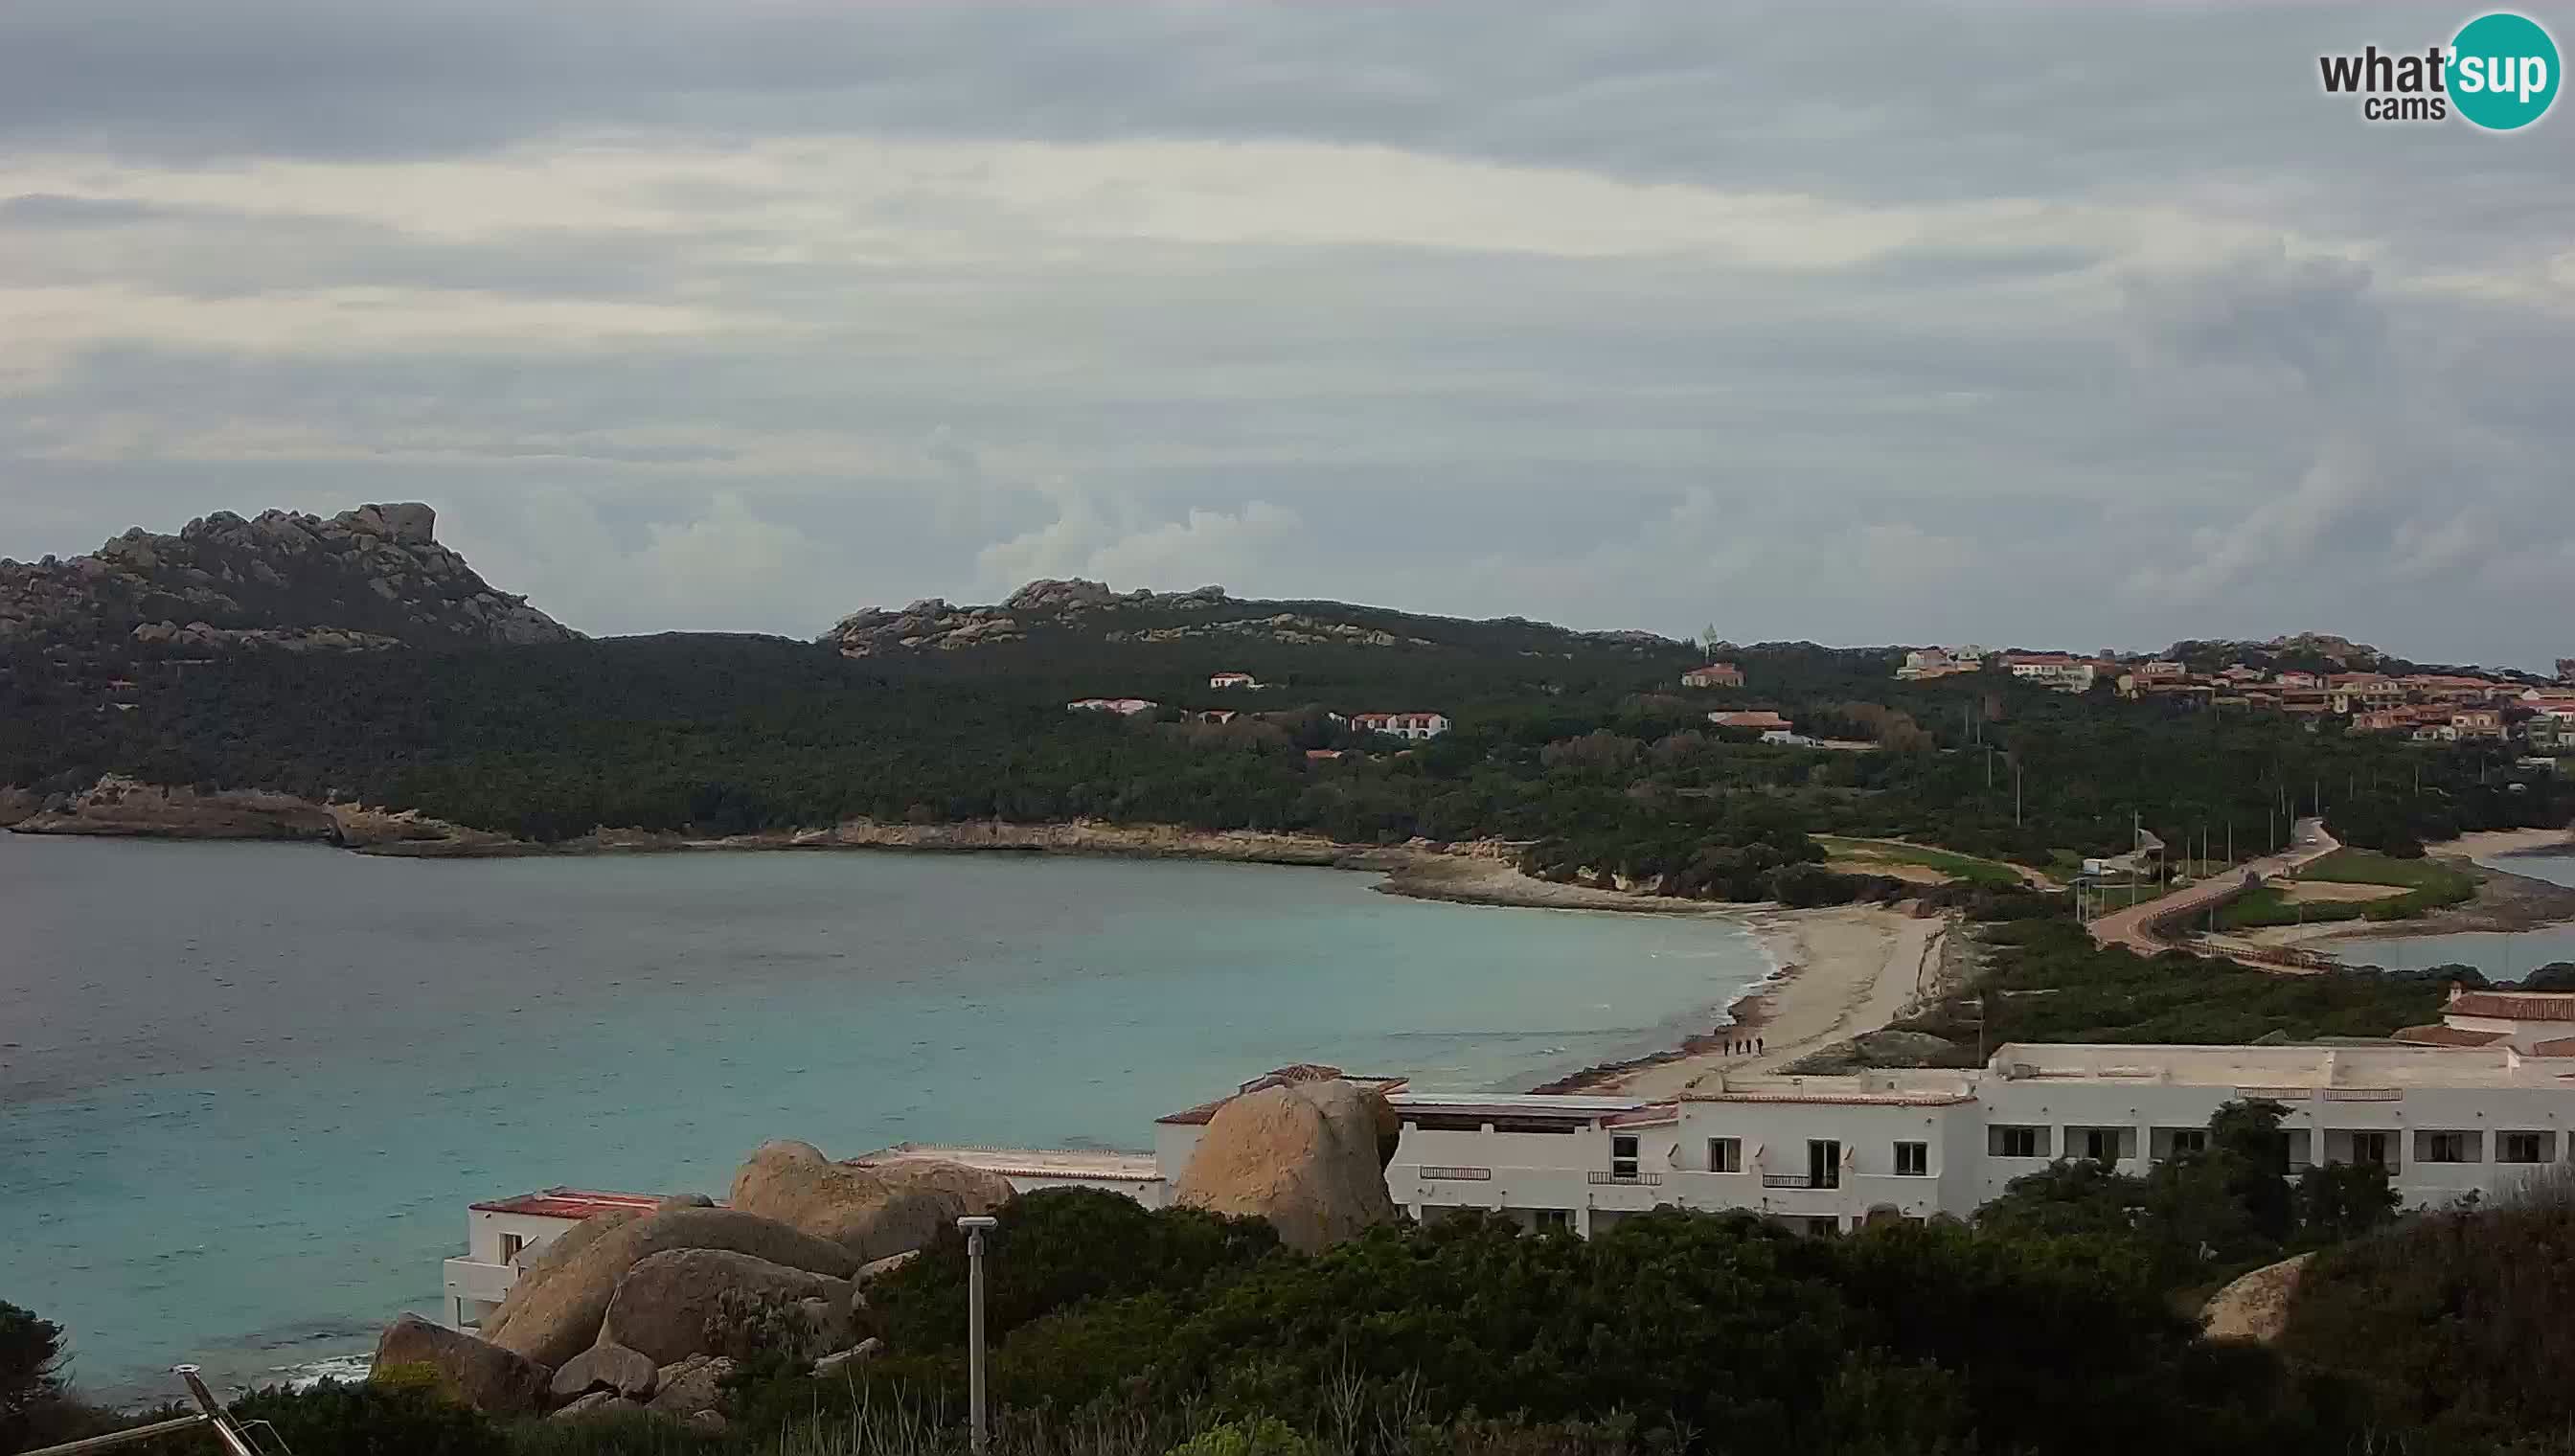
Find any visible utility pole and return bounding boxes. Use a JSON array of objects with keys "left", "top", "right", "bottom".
[
  {"left": 960, "top": 1215, "right": 999, "bottom": 1453},
  {"left": 2015, "top": 762, "right": 2023, "bottom": 827}
]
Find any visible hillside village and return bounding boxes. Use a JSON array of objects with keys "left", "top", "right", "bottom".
[{"left": 1896, "top": 644, "right": 2575, "bottom": 755}]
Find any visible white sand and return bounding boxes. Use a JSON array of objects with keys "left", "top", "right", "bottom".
[{"left": 1598, "top": 904, "right": 1945, "bottom": 1098}]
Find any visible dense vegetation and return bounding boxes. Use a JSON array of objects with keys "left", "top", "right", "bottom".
[
  {"left": 1825, "top": 913, "right": 2454, "bottom": 1071},
  {"left": 7, "top": 615, "right": 2564, "bottom": 903},
  {"left": 2279, "top": 1169, "right": 2575, "bottom": 1451}
]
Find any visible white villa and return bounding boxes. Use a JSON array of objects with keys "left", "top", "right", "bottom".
[
  {"left": 444, "top": 995, "right": 2575, "bottom": 1329},
  {"left": 444, "top": 1189, "right": 671, "bottom": 1331},
  {"left": 1349, "top": 712, "right": 1450, "bottom": 739}
]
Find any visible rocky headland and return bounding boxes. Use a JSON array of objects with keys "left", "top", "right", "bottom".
[
  {"left": 820, "top": 578, "right": 1229, "bottom": 655},
  {"left": 0, "top": 501, "right": 577, "bottom": 657}
]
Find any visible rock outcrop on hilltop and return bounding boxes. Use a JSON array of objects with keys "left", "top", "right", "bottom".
[
  {"left": 373, "top": 1314, "right": 553, "bottom": 1417},
  {"left": 0, "top": 502, "right": 578, "bottom": 655},
  {"left": 729, "top": 1139, "right": 1016, "bottom": 1261},
  {"left": 1174, "top": 1077, "right": 1400, "bottom": 1254},
  {"left": 2200, "top": 1251, "right": 2313, "bottom": 1344},
  {"left": 459, "top": 1146, "right": 1008, "bottom": 1405},
  {"left": 820, "top": 578, "right": 1226, "bottom": 655}
]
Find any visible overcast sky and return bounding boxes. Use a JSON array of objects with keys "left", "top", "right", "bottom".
[{"left": 2, "top": 2, "right": 2569, "bottom": 667}]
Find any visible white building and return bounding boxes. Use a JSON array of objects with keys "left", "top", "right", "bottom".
[
  {"left": 1376, "top": 1038, "right": 2575, "bottom": 1236},
  {"left": 2003, "top": 654, "right": 2097, "bottom": 693},
  {"left": 443, "top": 1189, "right": 670, "bottom": 1331},
  {"left": 448, "top": 1001, "right": 2575, "bottom": 1327},
  {"left": 1349, "top": 712, "right": 1450, "bottom": 739},
  {"left": 1066, "top": 697, "right": 1158, "bottom": 716},
  {"left": 1209, "top": 672, "right": 1261, "bottom": 690}
]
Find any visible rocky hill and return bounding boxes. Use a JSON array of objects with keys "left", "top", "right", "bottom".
[
  {"left": 820, "top": 578, "right": 1680, "bottom": 658},
  {"left": 0, "top": 503, "right": 577, "bottom": 656}
]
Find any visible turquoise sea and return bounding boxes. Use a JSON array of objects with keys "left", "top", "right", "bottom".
[
  {"left": 0, "top": 835, "right": 1767, "bottom": 1403},
  {"left": 2334, "top": 851, "right": 2575, "bottom": 976}
]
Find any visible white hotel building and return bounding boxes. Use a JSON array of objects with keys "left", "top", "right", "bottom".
[{"left": 444, "top": 994, "right": 2575, "bottom": 1327}]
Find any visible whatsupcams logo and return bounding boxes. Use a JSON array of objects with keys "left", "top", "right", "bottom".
[{"left": 2317, "top": 11, "right": 2560, "bottom": 128}]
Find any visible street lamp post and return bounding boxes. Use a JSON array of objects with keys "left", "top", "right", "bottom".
[{"left": 959, "top": 1215, "right": 999, "bottom": 1455}]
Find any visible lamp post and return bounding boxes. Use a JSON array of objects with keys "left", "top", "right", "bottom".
[{"left": 958, "top": 1215, "right": 999, "bottom": 1454}]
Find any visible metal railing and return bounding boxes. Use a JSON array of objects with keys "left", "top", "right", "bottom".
[
  {"left": 1587, "top": 1170, "right": 1661, "bottom": 1186},
  {"left": 1759, "top": 1173, "right": 1841, "bottom": 1190},
  {"left": 22, "top": 1367, "right": 282, "bottom": 1456},
  {"left": 1417, "top": 1166, "right": 1493, "bottom": 1182}
]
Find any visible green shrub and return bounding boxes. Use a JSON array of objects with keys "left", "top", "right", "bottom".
[
  {"left": 1164, "top": 1417, "right": 1318, "bottom": 1456},
  {"left": 872, "top": 1191, "right": 1281, "bottom": 1356},
  {"left": 224, "top": 1380, "right": 507, "bottom": 1456}
]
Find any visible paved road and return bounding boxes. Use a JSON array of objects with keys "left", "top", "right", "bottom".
[{"left": 2085, "top": 818, "right": 2340, "bottom": 957}]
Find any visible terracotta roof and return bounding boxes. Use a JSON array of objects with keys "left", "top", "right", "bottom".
[
  {"left": 2392, "top": 1024, "right": 2509, "bottom": 1047},
  {"left": 2450, "top": 990, "right": 2575, "bottom": 1022},
  {"left": 471, "top": 1188, "right": 669, "bottom": 1219},
  {"left": 2528, "top": 1036, "right": 2575, "bottom": 1058}
]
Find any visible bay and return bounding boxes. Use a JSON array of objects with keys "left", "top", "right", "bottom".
[{"left": 0, "top": 834, "right": 1765, "bottom": 1403}]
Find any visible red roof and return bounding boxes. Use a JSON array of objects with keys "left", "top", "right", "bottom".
[
  {"left": 470, "top": 1188, "right": 669, "bottom": 1220},
  {"left": 2450, "top": 990, "right": 2575, "bottom": 1023},
  {"left": 2392, "top": 1024, "right": 2508, "bottom": 1047},
  {"left": 2528, "top": 1036, "right": 2575, "bottom": 1058}
]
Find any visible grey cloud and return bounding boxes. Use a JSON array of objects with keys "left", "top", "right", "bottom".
[
  {"left": 4, "top": 1, "right": 2574, "bottom": 666},
  {"left": 0, "top": 193, "right": 168, "bottom": 227}
]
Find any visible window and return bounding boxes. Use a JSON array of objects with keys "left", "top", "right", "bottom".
[
  {"left": 2500, "top": 1132, "right": 2549, "bottom": 1165},
  {"left": 2350, "top": 1131, "right": 2389, "bottom": 1168},
  {"left": 2168, "top": 1129, "right": 2208, "bottom": 1157},
  {"left": 1805, "top": 1217, "right": 1841, "bottom": 1238},
  {"left": 2418, "top": 1130, "right": 2475, "bottom": 1165},
  {"left": 1708, "top": 1137, "right": 1742, "bottom": 1173},
  {"left": 1893, "top": 1141, "right": 1928, "bottom": 1176},
  {"left": 2078, "top": 1127, "right": 2125, "bottom": 1163},
  {"left": 1532, "top": 1210, "right": 1573, "bottom": 1235},
  {"left": 499, "top": 1233, "right": 526, "bottom": 1263},
  {"left": 1611, "top": 1134, "right": 1639, "bottom": 1180},
  {"left": 1809, "top": 1139, "right": 1842, "bottom": 1190},
  {"left": 1990, "top": 1126, "right": 2046, "bottom": 1159}
]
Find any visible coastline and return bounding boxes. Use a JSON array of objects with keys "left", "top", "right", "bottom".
[
  {"left": 1534, "top": 902, "right": 1947, "bottom": 1098},
  {"left": 1, "top": 777, "right": 1745, "bottom": 917}
]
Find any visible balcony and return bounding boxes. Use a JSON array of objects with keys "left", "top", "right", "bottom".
[
  {"left": 1418, "top": 1166, "right": 1493, "bottom": 1182},
  {"left": 1588, "top": 1170, "right": 1662, "bottom": 1186},
  {"left": 1760, "top": 1174, "right": 1846, "bottom": 1191},
  {"left": 443, "top": 1258, "right": 515, "bottom": 1307}
]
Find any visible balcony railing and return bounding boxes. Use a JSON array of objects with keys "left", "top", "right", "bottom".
[
  {"left": 1588, "top": 1170, "right": 1662, "bottom": 1186},
  {"left": 1759, "top": 1174, "right": 1843, "bottom": 1190},
  {"left": 1417, "top": 1166, "right": 1493, "bottom": 1182}
]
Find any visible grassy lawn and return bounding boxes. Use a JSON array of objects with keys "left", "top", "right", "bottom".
[
  {"left": 2212, "top": 850, "right": 2475, "bottom": 929},
  {"left": 1815, "top": 836, "right": 2025, "bottom": 888},
  {"left": 2299, "top": 849, "right": 2476, "bottom": 894}
]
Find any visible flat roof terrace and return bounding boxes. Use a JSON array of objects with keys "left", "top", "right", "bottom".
[
  {"left": 1987, "top": 1042, "right": 2575, "bottom": 1091},
  {"left": 855, "top": 1143, "right": 1162, "bottom": 1183}
]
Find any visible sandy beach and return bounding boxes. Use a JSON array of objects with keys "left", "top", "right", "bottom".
[{"left": 1552, "top": 903, "right": 1946, "bottom": 1098}]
